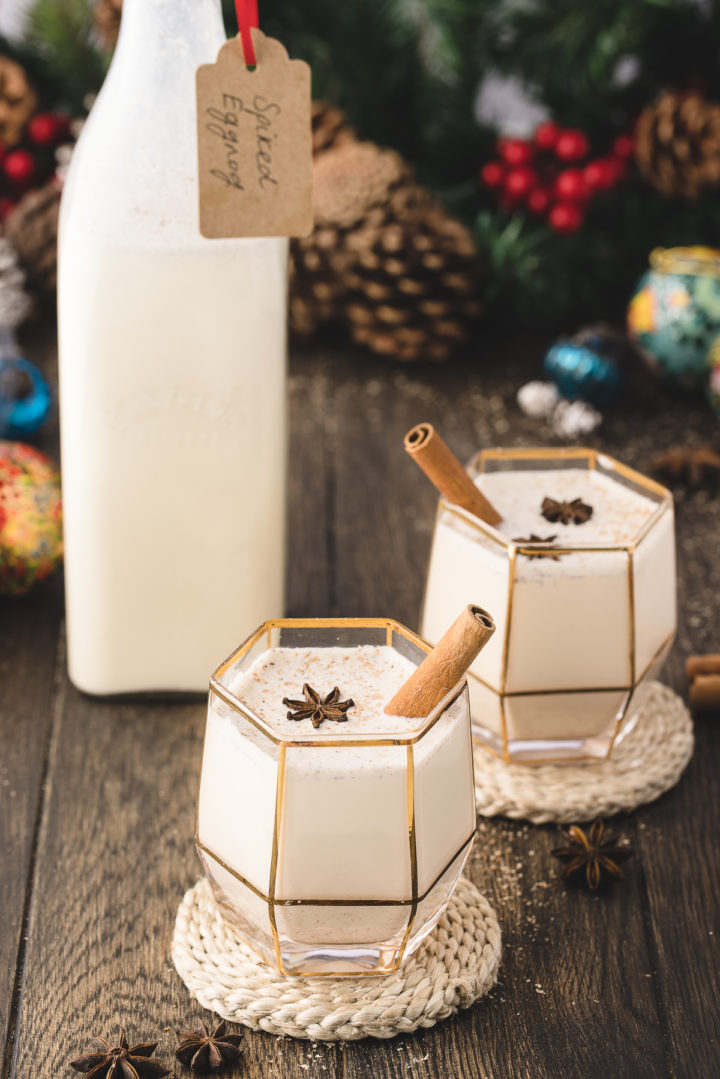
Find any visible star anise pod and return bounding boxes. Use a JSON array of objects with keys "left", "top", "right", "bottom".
[
  {"left": 175, "top": 1020, "right": 242, "bottom": 1073},
  {"left": 651, "top": 445, "right": 720, "bottom": 488},
  {"left": 70, "top": 1032, "right": 169, "bottom": 1079},
  {"left": 552, "top": 820, "right": 632, "bottom": 891},
  {"left": 541, "top": 496, "right": 593, "bottom": 525},
  {"left": 512, "top": 534, "right": 561, "bottom": 560},
  {"left": 282, "top": 683, "right": 355, "bottom": 728}
]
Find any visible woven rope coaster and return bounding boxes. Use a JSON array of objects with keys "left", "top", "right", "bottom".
[
  {"left": 474, "top": 681, "right": 694, "bottom": 824},
  {"left": 172, "top": 876, "right": 501, "bottom": 1042}
]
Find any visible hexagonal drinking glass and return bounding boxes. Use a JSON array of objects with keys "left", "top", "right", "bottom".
[
  {"left": 196, "top": 618, "right": 476, "bottom": 977},
  {"left": 420, "top": 449, "right": 676, "bottom": 763}
]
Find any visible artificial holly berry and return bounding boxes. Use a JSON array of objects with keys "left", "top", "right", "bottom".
[
  {"left": 480, "top": 161, "right": 505, "bottom": 188},
  {"left": 612, "top": 134, "right": 634, "bottom": 160},
  {"left": 498, "top": 138, "right": 534, "bottom": 166},
  {"left": 555, "top": 129, "right": 590, "bottom": 162},
  {"left": 555, "top": 168, "right": 588, "bottom": 202},
  {"left": 3, "top": 149, "right": 36, "bottom": 189},
  {"left": 534, "top": 121, "right": 561, "bottom": 151},
  {"left": 606, "top": 155, "right": 627, "bottom": 182},
  {"left": 527, "top": 187, "right": 551, "bottom": 215},
  {"left": 549, "top": 201, "right": 583, "bottom": 233},
  {"left": 27, "top": 112, "right": 69, "bottom": 147},
  {"left": 583, "top": 159, "right": 614, "bottom": 191},
  {"left": 503, "top": 165, "right": 538, "bottom": 199}
]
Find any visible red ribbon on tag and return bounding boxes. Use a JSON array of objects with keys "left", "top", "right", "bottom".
[{"left": 235, "top": 0, "right": 259, "bottom": 66}]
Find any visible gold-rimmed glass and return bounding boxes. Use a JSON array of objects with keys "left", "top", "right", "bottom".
[
  {"left": 196, "top": 618, "right": 476, "bottom": 977},
  {"left": 420, "top": 449, "right": 676, "bottom": 763}
]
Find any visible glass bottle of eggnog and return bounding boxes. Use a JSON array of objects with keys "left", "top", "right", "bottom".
[{"left": 57, "top": 0, "right": 287, "bottom": 694}]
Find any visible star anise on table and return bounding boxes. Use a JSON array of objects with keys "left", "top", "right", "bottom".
[
  {"left": 552, "top": 819, "right": 632, "bottom": 891},
  {"left": 650, "top": 445, "right": 720, "bottom": 488},
  {"left": 70, "top": 1032, "right": 170, "bottom": 1079},
  {"left": 282, "top": 683, "right": 355, "bottom": 728},
  {"left": 175, "top": 1020, "right": 243, "bottom": 1073},
  {"left": 512, "top": 533, "right": 561, "bottom": 560},
  {"left": 541, "top": 496, "right": 593, "bottom": 525}
]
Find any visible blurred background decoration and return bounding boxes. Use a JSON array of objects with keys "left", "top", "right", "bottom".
[{"left": 0, "top": 0, "right": 720, "bottom": 361}]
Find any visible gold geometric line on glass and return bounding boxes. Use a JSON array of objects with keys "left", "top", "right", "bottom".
[
  {"left": 500, "top": 545, "right": 517, "bottom": 697},
  {"left": 196, "top": 832, "right": 475, "bottom": 907},
  {"left": 398, "top": 743, "right": 419, "bottom": 958},
  {"left": 467, "top": 628, "right": 674, "bottom": 700},
  {"left": 267, "top": 742, "right": 287, "bottom": 974},
  {"left": 208, "top": 679, "right": 466, "bottom": 750},
  {"left": 627, "top": 547, "right": 636, "bottom": 685},
  {"left": 198, "top": 617, "right": 478, "bottom": 977},
  {"left": 476, "top": 633, "right": 676, "bottom": 764},
  {"left": 209, "top": 617, "right": 458, "bottom": 748},
  {"left": 419, "top": 447, "right": 675, "bottom": 764}
]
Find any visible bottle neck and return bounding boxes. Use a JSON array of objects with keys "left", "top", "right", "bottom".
[{"left": 113, "top": 0, "right": 227, "bottom": 70}]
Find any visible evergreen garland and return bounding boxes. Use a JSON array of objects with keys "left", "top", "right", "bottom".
[{"left": 5, "top": 0, "right": 720, "bottom": 327}]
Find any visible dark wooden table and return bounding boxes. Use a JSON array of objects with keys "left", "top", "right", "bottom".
[{"left": 2, "top": 323, "right": 719, "bottom": 1079}]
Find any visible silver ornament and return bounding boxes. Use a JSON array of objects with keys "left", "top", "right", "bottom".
[{"left": 551, "top": 398, "right": 603, "bottom": 440}]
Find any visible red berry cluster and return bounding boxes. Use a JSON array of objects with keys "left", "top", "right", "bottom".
[
  {"left": 480, "top": 123, "right": 634, "bottom": 233},
  {"left": 0, "top": 112, "right": 70, "bottom": 222}
]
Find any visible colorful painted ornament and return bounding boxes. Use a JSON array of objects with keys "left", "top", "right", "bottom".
[
  {"left": 544, "top": 325, "right": 623, "bottom": 406},
  {"left": 0, "top": 357, "right": 51, "bottom": 438},
  {"left": 0, "top": 441, "right": 62, "bottom": 595},
  {"left": 705, "top": 334, "right": 720, "bottom": 418},
  {"left": 627, "top": 246, "right": 720, "bottom": 386}
]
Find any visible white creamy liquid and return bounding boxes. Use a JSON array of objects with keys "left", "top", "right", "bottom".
[
  {"left": 57, "top": 0, "right": 288, "bottom": 693},
  {"left": 59, "top": 239, "right": 287, "bottom": 692},
  {"left": 421, "top": 465, "right": 676, "bottom": 755},
  {"left": 197, "top": 645, "right": 475, "bottom": 959}
]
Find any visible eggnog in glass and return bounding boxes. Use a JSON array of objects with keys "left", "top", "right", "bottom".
[
  {"left": 419, "top": 448, "right": 676, "bottom": 763},
  {"left": 196, "top": 611, "right": 492, "bottom": 976}
]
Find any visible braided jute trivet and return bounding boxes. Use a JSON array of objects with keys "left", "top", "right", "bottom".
[
  {"left": 474, "top": 681, "right": 694, "bottom": 824},
  {"left": 172, "top": 876, "right": 501, "bottom": 1041}
]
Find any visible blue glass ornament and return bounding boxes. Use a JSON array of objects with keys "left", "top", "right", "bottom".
[
  {"left": 544, "top": 328, "right": 623, "bottom": 407},
  {"left": 0, "top": 356, "right": 52, "bottom": 438}
]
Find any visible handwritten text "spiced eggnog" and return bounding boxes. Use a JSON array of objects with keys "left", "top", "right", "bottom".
[{"left": 205, "top": 93, "right": 280, "bottom": 193}]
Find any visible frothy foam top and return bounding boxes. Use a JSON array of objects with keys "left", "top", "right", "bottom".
[
  {"left": 476, "top": 467, "right": 658, "bottom": 546},
  {"left": 226, "top": 645, "right": 426, "bottom": 738}
]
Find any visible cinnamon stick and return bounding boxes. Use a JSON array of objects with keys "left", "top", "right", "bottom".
[
  {"left": 404, "top": 422, "right": 502, "bottom": 526},
  {"left": 385, "top": 604, "right": 495, "bottom": 718},
  {"left": 686, "top": 654, "right": 720, "bottom": 681},
  {"left": 689, "top": 674, "right": 720, "bottom": 712}
]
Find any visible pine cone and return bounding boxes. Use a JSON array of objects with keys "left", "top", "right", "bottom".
[
  {"left": 635, "top": 91, "right": 720, "bottom": 199},
  {"left": 289, "top": 225, "right": 348, "bottom": 336},
  {"left": 93, "top": 0, "right": 123, "bottom": 51},
  {"left": 344, "top": 200, "right": 482, "bottom": 362},
  {"left": 311, "top": 101, "right": 355, "bottom": 158},
  {"left": 5, "top": 185, "right": 61, "bottom": 294},
  {"left": 289, "top": 140, "right": 481, "bottom": 361},
  {"left": 289, "top": 141, "right": 416, "bottom": 338},
  {"left": 0, "top": 56, "right": 37, "bottom": 148}
]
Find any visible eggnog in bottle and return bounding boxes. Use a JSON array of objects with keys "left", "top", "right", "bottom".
[{"left": 58, "top": 0, "right": 287, "bottom": 694}]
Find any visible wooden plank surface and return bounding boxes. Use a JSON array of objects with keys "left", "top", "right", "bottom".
[
  {"left": 0, "top": 320, "right": 62, "bottom": 1073},
  {"left": 3, "top": 331, "right": 720, "bottom": 1078}
]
